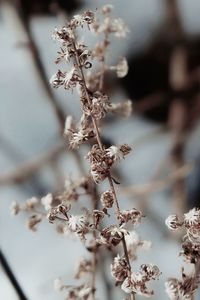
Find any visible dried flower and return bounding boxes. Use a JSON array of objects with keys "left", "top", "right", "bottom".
[
  {"left": 101, "top": 4, "right": 113, "bottom": 15},
  {"left": 111, "top": 254, "right": 129, "bottom": 283},
  {"left": 49, "top": 70, "right": 65, "bottom": 88},
  {"left": 118, "top": 208, "right": 143, "bottom": 227},
  {"left": 184, "top": 208, "right": 200, "bottom": 228},
  {"left": 52, "top": 26, "right": 74, "bottom": 43},
  {"left": 26, "top": 214, "right": 42, "bottom": 231},
  {"left": 100, "top": 190, "right": 114, "bottom": 208},
  {"left": 121, "top": 264, "right": 160, "bottom": 296},
  {"left": 165, "top": 214, "right": 183, "bottom": 231},
  {"left": 54, "top": 278, "right": 63, "bottom": 291},
  {"left": 140, "top": 264, "right": 161, "bottom": 281},
  {"left": 25, "top": 197, "right": 39, "bottom": 210},
  {"left": 68, "top": 214, "right": 89, "bottom": 239},
  {"left": 92, "top": 210, "right": 105, "bottom": 228},
  {"left": 116, "top": 57, "right": 129, "bottom": 78},
  {"left": 105, "top": 144, "right": 131, "bottom": 165},
  {"left": 41, "top": 193, "right": 53, "bottom": 211},
  {"left": 74, "top": 258, "right": 93, "bottom": 279},
  {"left": 10, "top": 201, "right": 20, "bottom": 216},
  {"left": 99, "top": 226, "right": 127, "bottom": 246},
  {"left": 165, "top": 271, "right": 198, "bottom": 300},
  {"left": 64, "top": 67, "right": 81, "bottom": 90},
  {"left": 187, "top": 227, "right": 200, "bottom": 245},
  {"left": 181, "top": 240, "right": 200, "bottom": 263},
  {"left": 90, "top": 161, "right": 108, "bottom": 184}
]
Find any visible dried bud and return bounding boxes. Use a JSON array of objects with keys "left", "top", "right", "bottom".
[
  {"left": 121, "top": 274, "right": 154, "bottom": 297},
  {"left": 118, "top": 208, "right": 143, "bottom": 227},
  {"left": 41, "top": 193, "right": 53, "bottom": 211},
  {"left": 100, "top": 190, "right": 114, "bottom": 208},
  {"left": 101, "top": 4, "right": 113, "bottom": 15},
  {"left": 74, "top": 259, "right": 93, "bottom": 279},
  {"left": 165, "top": 278, "right": 180, "bottom": 300},
  {"left": 181, "top": 240, "right": 200, "bottom": 263},
  {"left": 184, "top": 208, "right": 200, "bottom": 228},
  {"left": 54, "top": 278, "right": 63, "bottom": 291},
  {"left": 116, "top": 57, "right": 128, "bottom": 78},
  {"left": 119, "top": 144, "right": 132, "bottom": 156},
  {"left": 111, "top": 255, "right": 129, "bottom": 283},
  {"left": 26, "top": 214, "right": 42, "bottom": 231},
  {"left": 140, "top": 264, "right": 161, "bottom": 281},
  {"left": 187, "top": 227, "right": 200, "bottom": 245},
  {"left": 165, "top": 271, "right": 198, "bottom": 300},
  {"left": 25, "top": 197, "right": 39, "bottom": 210},
  {"left": 90, "top": 162, "right": 108, "bottom": 184},
  {"left": 165, "top": 214, "right": 183, "bottom": 231},
  {"left": 49, "top": 70, "right": 65, "bottom": 88},
  {"left": 58, "top": 204, "right": 70, "bottom": 218},
  {"left": 99, "top": 226, "right": 126, "bottom": 246},
  {"left": 93, "top": 210, "right": 105, "bottom": 228},
  {"left": 10, "top": 201, "right": 20, "bottom": 216},
  {"left": 52, "top": 26, "right": 75, "bottom": 41},
  {"left": 68, "top": 215, "right": 89, "bottom": 239}
]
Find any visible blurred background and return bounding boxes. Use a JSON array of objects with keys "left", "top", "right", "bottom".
[{"left": 1, "top": 0, "right": 200, "bottom": 299}]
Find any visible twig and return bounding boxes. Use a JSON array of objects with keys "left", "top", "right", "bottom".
[
  {"left": 120, "top": 161, "right": 193, "bottom": 197},
  {"left": 0, "top": 144, "right": 65, "bottom": 186},
  {"left": 72, "top": 39, "right": 136, "bottom": 300}
]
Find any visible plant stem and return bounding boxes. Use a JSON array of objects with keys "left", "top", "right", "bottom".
[{"left": 72, "top": 38, "right": 136, "bottom": 300}]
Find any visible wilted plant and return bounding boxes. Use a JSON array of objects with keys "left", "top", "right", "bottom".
[
  {"left": 165, "top": 208, "right": 200, "bottom": 299},
  {"left": 11, "top": 5, "right": 162, "bottom": 300}
]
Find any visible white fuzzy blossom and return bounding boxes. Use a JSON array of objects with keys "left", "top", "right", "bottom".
[
  {"left": 106, "top": 145, "right": 124, "bottom": 163},
  {"left": 116, "top": 57, "right": 129, "bottom": 78},
  {"left": 184, "top": 208, "right": 200, "bottom": 228},
  {"left": 165, "top": 273, "right": 197, "bottom": 300},
  {"left": 165, "top": 214, "right": 183, "bottom": 231},
  {"left": 111, "top": 254, "right": 129, "bottom": 283},
  {"left": 10, "top": 201, "right": 20, "bottom": 216},
  {"left": 54, "top": 278, "right": 63, "bottom": 291},
  {"left": 121, "top": 265, "right": 160, "bottom": 297},
  {"left": 41, "top": 193, "right": 53, "bottom": 211}
]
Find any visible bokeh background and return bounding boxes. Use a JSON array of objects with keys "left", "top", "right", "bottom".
[{"left": 1, "top": 0, "right": 200, "bottom": 299}]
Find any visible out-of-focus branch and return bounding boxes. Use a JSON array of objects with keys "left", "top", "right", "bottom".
[
  {"left": 119, "top": 161, "right": 193, "bottom": 197},
  {"left": 1, "top": 0, "right": 86, "bottom": 176},
  {"left": 0, "top": 144, "right": 65, "bottom": 186},
  {"left": 3, "top": 0, "right": 66, "bottom": 132}
]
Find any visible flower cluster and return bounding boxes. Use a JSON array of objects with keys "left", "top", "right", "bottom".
[
  {"left": 165, "top": 270, "right": 198, "bottom": 300},
  {"left": 121, "top": 264, "right": 160, "bottom": 297},
  {"left": 86, "top": 143, "right": 131, "bottom": 183},
  {"left": 118, "top": 208, "right": 143, "bottom": 227},
  {"left": 165, "top": 208, "right": 200, "bottom": 299},
  {"left": 11, "top": 5, "right": 161, "bottom": 300},
  {"left": 165, "top": 208, "right": 200, "bottom": 263}
]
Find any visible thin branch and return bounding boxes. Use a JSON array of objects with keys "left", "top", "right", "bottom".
[
  {"left": 0, "top": 144, "right": 65, "bottom": 186},
  {"left": 0, "top": 249, "right": 28, "bottom": 300},
  {"left": 119, "top": 161, "right": 193, "bottom": 197},
  {"left": 72, "top": 38, "right": 136, "bottom": 300}
]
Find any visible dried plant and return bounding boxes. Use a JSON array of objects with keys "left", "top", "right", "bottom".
[
  {"left": 10, "top": 5, "right": 162, "bottom": 300},
  {"left": 165, "top": 208, "right": 200, "bottom": 299}
]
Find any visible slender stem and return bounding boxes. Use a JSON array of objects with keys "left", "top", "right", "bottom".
[
  {"left": 72, "top": 38, "right": 135, "bottom": 300},
  {"left": 90, "top": 184, "right": 98, "bottom": 300}
]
